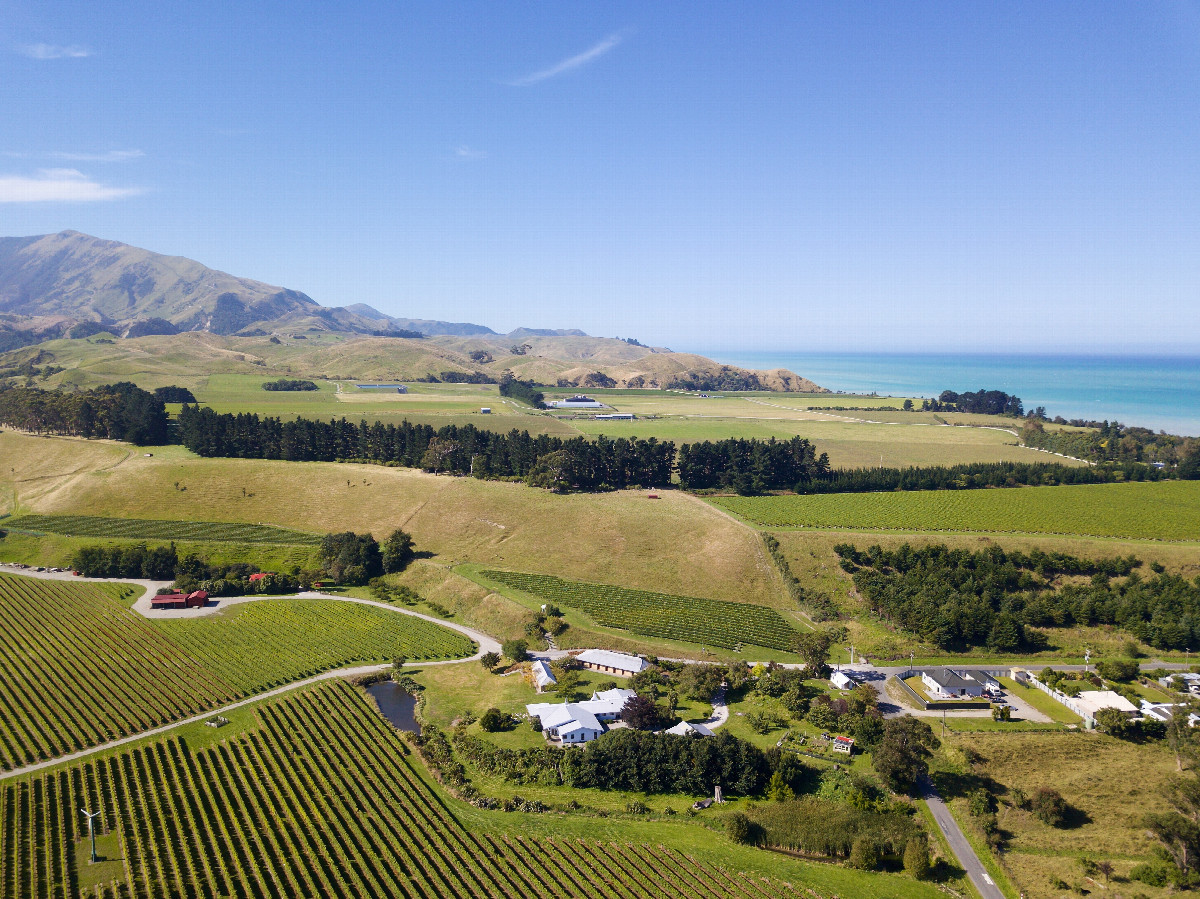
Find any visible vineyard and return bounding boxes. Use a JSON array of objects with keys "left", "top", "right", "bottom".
[
  {"left": 1, "top": 515, "right": 321, "bottom": 545},
  {"left": 713, "top": 480, "right": 1200, "bottom": 541},
  {"left": 0, "top": 681, "right": 804, "bottom": 899},
  {"left": 154, "top": 600, "right": 475, "bottom": 693},
  {"left": 480, "top": 570, "right": 799, "bottom": 651},
  {"left": 0, "top": 576, "right": 473, "bottom": 770}
]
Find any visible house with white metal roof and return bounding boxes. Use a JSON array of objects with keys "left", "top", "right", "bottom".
[
  {"left": 921, "top": 668, "right": 996, "bottom": 698},
  {"left": 576, "top": 649, "right": 649, "bottom": 677},
  {"left": 531, "top": 660, "right": 556, "bottom": 691},
  {"left": 526, "top": 688, "right": 637, "bottom": 745},
  {"left": 830, "top": 670, "right": 855, "bottom": 691}
]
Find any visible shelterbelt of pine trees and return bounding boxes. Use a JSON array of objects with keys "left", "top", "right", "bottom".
[{"left": 176, "top": 405, "right": 833, "bottom": 491}]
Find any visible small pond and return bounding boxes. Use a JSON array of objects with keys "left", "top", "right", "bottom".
[{"left": 366, "top": 681, "right": 421, "bottom": 734}]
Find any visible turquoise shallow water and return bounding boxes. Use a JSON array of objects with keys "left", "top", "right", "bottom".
[{"left": 689, "top": 351, "right": 1200, "bottom": 437}]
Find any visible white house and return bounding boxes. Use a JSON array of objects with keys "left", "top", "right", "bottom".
[
  {"left": 526, "top": 688, "right": 637, "bottom": 745},
  {"left": 531, "top": 660, "right": 556, "bottom": 691},
  {"left": 1140, "top": 699, "right": 1199, "bottom": 726},
  {"left": 830, "top": 670, "right": 855, "bottom": 691},
  {"left": 576, "top": 649, "right": 649, "bottom": 677},
  {"left": 665, "top": 721, "right": 714, "bottom": 737},
  {"left": 922, "top": 669, "right": 986, "bottom": 698}
]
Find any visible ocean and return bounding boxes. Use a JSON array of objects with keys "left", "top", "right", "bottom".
[{"left": 691, "top": 351, "right": 1200, "bottom": 437}]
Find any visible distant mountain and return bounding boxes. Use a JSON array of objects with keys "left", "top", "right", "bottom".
[
  {"left": 0, "top": 231, "right": 502, "bottom": 339},
  {"left": 342, "top": 305, "right": 497, "bottom": 337},
  {"left": 0, "top": 230, "right": 826, "bottom": 393}
]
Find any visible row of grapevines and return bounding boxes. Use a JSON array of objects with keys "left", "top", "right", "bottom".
[
  {"left": 3, "top": 514, "right": 321, "bottom": 545},
  {"left": 0, "top": 574, "right": 237, "bottom": 771},
  {"left": 1, "top": 680, "right": 802, "bottom": 899},
  {"left": 153, "top": 599, "right": 474, "bottom": 693},
  {"left": 480, "top": 570, "right": 798, "bottom": 650},
  {"left": 0, "top": 575, "right": 472, "bottom": 769}
]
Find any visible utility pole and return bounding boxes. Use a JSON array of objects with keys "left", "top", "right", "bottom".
[{"left": 80, "top": 808, "right": 101, "bottom": 864}]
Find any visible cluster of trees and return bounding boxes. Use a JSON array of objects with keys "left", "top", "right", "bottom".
[
  {"left": 498, "top": 374, "right": 545, "bottom": 408},
  {"left": 72, "top": 542, "right": 180, "bottom": 580},
  {"left": 0, "top": 382, "right": 169, "bottom": 445},
  {"left": 319, "top": 529, "right": 413, "bottom": 585},
  {"left": 262, "top": 378, "right": 319, "bottom": 391},
  {"left": 177, "top": 405, "right": 676, "bottom": 489},
  {"left": 840, "top": 542, "right": 1200, "bottom": 651},
  {"left": 173, "top": 557, "right": 300, "bottom": 597},
  {"left": 665, "top": 368, "right": 771, "bottom": 392},
  {"left": 72, "top": 528, "right": 414, "bottom": 590},
  {"left": 923, "top": 389, "right": 1023, "bottom": 416},
  {"left": 451, "top": 727, "right": 770, "bottom": 796},
  {"left": 795, "top": 460, "right": 1135, "bottom": 495},
  {"left": 153, "top": 386, "right": 196, "bottom": 403},
  {"left": 371, "top": 329, "right": 425, "bottom": 339},
  {"left": 676, "top": 436, "right": 830, "bottom": 493},
  {"left": 1023, "top": 418, "right": 1199, "bottom": 469}
]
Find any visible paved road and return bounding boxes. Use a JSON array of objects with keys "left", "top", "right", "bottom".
[{"left": 920, "top": 776, "right": 1006, "bottom": 899}]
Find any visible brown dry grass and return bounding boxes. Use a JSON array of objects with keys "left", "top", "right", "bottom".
[{"left": 0, "top": 432, "right": 778, "bottom": 605}]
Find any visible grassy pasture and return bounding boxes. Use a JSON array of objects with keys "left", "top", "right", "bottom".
[
  {"left": 940, "top": 731, "right": 1180, "bottom": 899},
  {"left": 714, "top": 480, "right": 1200, "bottom": 541},
  {"left": 0, "top": 431, "right": 779, "bottom": 604}
]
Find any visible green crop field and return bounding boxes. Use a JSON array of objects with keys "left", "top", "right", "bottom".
[
  {"left": 479, "top": 570, "right": 800, "bottom": 650},
  {"left": 713, "top": 480, "right": 1200, "bottom": 541},
  {"left": 0, "top": 681, "right": 811, "bottom": 899},
  {"left": 154, "top": 599, "right": 474, "bottom": 692},
  {"left": 2, "top": 514, "right": 322, "bottom": 545},
  {"left": 0, "top": 574, "right": 472, "bottom": 769}
]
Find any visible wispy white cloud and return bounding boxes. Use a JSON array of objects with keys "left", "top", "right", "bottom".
[
  {"left": 455, "top": 145, "right": 487, "bottom": 160},
  {"left": 49, "top": 149, "right": 144, "bottom": 163},
  {"left": 0, "top": 168, "right": 141, "bottom": 202},
  {"left": 18, "top": 43, "right": 91, "bottom": 60},
  {"left": 508, "top": 32, "right": 624, "bottom": 86}
]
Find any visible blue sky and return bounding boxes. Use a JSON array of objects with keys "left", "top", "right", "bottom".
[{"left": 3, "top": 2, "right": 1200, "bottom": 351}]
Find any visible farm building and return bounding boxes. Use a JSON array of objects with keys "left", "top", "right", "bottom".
[
  {"left": 665, "top": 720, "right": 714, "bottom": 737},
  {"left": 526, "top": 688, "right": 636, "bottom": 745},
  {"left": 355, "top": 383, "right": 407, "bottom": 393},
  {"left": 831, "top": 735, "right": 855, "bottom": 755},
  {"left": 576, "top": 649, "right": 649, "bottom": 677},
  {"left": 595, "top": 413, "right": 634, "bottom": 420},
  {"left": 531, "top": 660, "right": 556, "bottom": 691},
  {"left": 548, "top": 395, "right": 605, "bottom": 409},
  {"left": 830, "top": 670, "right": 855, "bottom": 690},
  {"left": 150, "top": 590, "right": 208, "bottom": 610},
  {"left": 480, "top": 407, "right": 491, "bottom": 414},
  {"left": 921, "top": 668, "right": 991, "bottom": 698}
]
